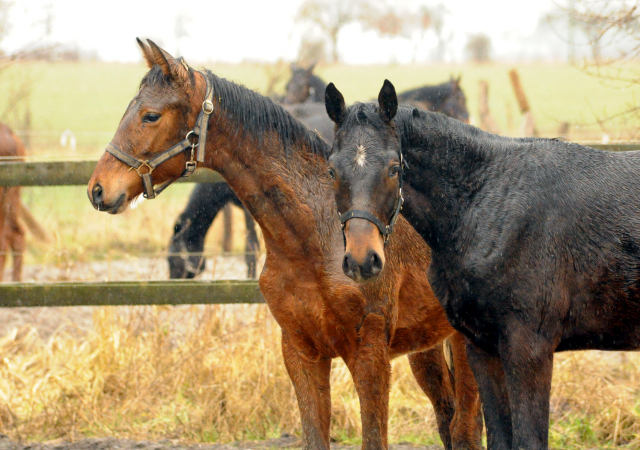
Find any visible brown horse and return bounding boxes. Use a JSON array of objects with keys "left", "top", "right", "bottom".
[
  {"left": 87, "top": 40, "right": 482, "bottom": 450},
  {"left": 0, "top": 124, "right": 46, "bottom": 281}
]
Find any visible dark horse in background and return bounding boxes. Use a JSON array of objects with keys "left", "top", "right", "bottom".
[
  {"left": 285, "top": 62, "right": 327, "bottom": 104},
  {"left": 168, "top": 183, "right": 259, "bottom": 279},
  {"left": 88, "top": 40, "right": 484, "bottom": 450},
  {"left": 325, "top": 79, "right": 640, "bottom": 449}
]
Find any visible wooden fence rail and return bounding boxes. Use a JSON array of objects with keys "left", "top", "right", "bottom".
[
  {"left": 0, "top": 145, "right": 637, "bottom": 307},
  {"left": 0, "top": 145, "right": 639, "bottom": 186},
  {"left": 0, "top": 160, "right": 223, "bottom": 186},
  {"left": 0, "top": 280, "right": 264, "bottom": 307}
]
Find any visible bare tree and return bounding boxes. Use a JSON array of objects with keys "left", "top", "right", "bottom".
[
  {"left": 564, "top": 0, "right": 640, "bottom": 138},
  {"left": 465, "top": 33, "right": 491, "bottom": 63},
  {"left": 296, "top": 0, "right": 361, "bottom": 63},
  {"left": 174, "top": 12, "right": 190, "bottom": 57}
]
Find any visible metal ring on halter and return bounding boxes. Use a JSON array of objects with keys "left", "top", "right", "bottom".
[
  {"left": 128, "top": 161, "right": 154, "bottom": 177},
  {"left": 185, "top": 131, "right": 199, "bottom": 147}
]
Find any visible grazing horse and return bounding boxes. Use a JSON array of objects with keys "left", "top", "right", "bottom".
[
  {"left": 285, "top": 62, "right": 327, "bottom": 104},
  {"left": 168, "top": 182, "right": 260, "bottom": 279},
  {"left": 88, "top": 40, "right": 483, "bottom": 450},
  {"left": 324, "top": 79, "right": 640, "bottom": 450}
]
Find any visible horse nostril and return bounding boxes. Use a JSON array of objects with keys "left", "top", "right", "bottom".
[
  {"left": 92, "top": 183, "right": 104, "bottom": 204},
  {"left": 369, "top": 252, "right": 383, "bottom": 276},
  {"left": 342, "top": 253, "right": 357, "bottom": 278}
]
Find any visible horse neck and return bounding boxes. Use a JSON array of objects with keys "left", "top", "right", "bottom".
[
  {"left": 201, "top": 105, "right": 336, "bottom": 262},
  {"left": 399, "top": 110, "right": 491, "bottom": 251}
]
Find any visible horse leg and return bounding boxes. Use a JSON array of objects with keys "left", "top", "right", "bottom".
[
  {"left": 10, "top": 192, "right": 24, "bottom": 282},
  {"left": 448, "top": 333, "right": 483, "bottom": 450},
  {"left": 10, "top": 224, "right": 24, "bottom": 282},
  {"left": 408, "top": 344, "right": 455, "bottom": 450},
  {"left": 465, "top": 341, "right": 512, "bottom": 450},
  {"left": 281, "top": 331, "right": 331, "bottom": 450},
  {"left": 499, "top": 327, "right": 554, "bottom": 450},
  {"left": 243, "top": 207, "right": 259, "bottom": 279},
  {"left": 348, "top": 313, "right": 390, "bottom": 450}
]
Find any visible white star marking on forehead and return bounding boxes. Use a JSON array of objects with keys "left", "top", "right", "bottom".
[{"left": 355, "top": 144, "right": 366, "bottom": 167}]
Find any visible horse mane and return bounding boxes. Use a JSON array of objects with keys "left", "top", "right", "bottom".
[{"left": 141, "top": 65, "right": 330, "bottom": 159}]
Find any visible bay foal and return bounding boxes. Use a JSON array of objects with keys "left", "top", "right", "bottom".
[{"left": 87, "top": 41, "right": 482, "bottom": 450}]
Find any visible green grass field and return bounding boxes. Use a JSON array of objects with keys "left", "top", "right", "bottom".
[
  {"left": 2, "top": 60, "right": 640, "bottom": 153},
  {"left": 1, "top": 60, "right": 638, "bottom": 266}
]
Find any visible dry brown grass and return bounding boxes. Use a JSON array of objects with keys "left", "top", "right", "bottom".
[{"left": 0, "top": 305, "right": 639, "bottom": 448}]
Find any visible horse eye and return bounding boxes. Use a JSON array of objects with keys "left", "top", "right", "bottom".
[
  {"left": 389, "top": 165, "right": 401, "bottom": 177},
  {"left": 328, "top": 168, "right": 336, "bottom": 180},
  {"left": 142, "top": 113, "right": 161, "bottom": 123}
]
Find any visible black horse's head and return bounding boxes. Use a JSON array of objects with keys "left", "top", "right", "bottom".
[
  {"left": 325, "top": 80, "right": 403, "bottom": 283},
  {"left": 284, "top": 63, "right": 316, "bottom": 105},
  {"left": 440, "top": 76, "right": 469, "bottom": 123},
  {"left": 168, "top": 214, "right": 206, "bottom": 279}
]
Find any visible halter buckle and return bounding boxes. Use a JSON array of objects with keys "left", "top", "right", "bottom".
[{"left": 202, "top": 100, "right": 214, "bottom": 114}]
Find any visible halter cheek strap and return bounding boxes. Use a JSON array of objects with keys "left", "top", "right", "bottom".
[{"left": 105, "top": 69, "right": 214, "bottom": 200}]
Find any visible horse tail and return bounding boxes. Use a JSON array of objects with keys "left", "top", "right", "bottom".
[{"left": 18, "top": 202, "right": 48, "bottom": 242}]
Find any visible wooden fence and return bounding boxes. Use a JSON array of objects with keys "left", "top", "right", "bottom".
[
  {"left": 0, "top": 160, "right": 261, "bottom": 307},
  {"left": 0, "top": 145, "right": 638, "bottom": 307}
]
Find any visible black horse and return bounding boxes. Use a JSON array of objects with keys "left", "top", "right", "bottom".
[
  {"left": 285, "top": 62, "right": 327, "bottom": 104},
  {"left": 168, "top": 182, "right": 260, "bottom": 279},
  {"left": 397, "top": 76, "right": 469, "bottom": 123},
  {"left": 324, "top": 80, "right": 640, "bottom": 449}
]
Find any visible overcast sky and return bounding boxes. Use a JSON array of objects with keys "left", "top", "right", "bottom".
[{"left": 3, "top": 0, "right": 565, "bottom": 64}]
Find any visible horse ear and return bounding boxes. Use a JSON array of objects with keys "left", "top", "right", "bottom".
[
  {"left": 307, "top": 62, "right": 316, "bottom": 73},
  {"left": 325, "top": 82, "right": 347, "bottom": 125},
  {"left": 378, "top": 79, "right": 397, "bottom": 123},
  {"left": 136, "top": 38, "right": 155, "bottom": 69},
  {"left": 146, "top": 39, "right": 190, "bottom": 87},
  {"left": 291, "top": 62, "right": 297, "bottom": 72}
]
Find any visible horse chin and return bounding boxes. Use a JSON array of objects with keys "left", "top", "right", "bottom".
[{"left": 103, "top": 193, "right": 129, "bottom": 215}]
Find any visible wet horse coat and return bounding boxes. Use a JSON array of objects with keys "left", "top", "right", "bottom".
[
  {"left": 324, "top": 80, "right": 640, "bottom": 449},
  {"left": 87, "top": 41, "right": 482, "bottom": 450}
]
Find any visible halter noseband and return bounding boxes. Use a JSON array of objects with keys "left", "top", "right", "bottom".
[
  {"left": 104, "top": 69, "right": 214, "bottom": 200},
  {"left": 338, "top": 152, "right": 404, "bottom": 246}
]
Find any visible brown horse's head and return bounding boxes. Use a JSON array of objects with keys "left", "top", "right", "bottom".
[
  {"left": 88, "top": 39, "right": 204, "bottom": 214},
  {"left": 325, "top": 80, "right": 403, "bottom": 283}
]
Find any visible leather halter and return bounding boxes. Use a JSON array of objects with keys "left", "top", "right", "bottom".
[
  {"left": 104, "top": 69, "right": 214, "bottom": 199},
  {"left": 338, "top": 152, "right": 404, "bottom": 246}
]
